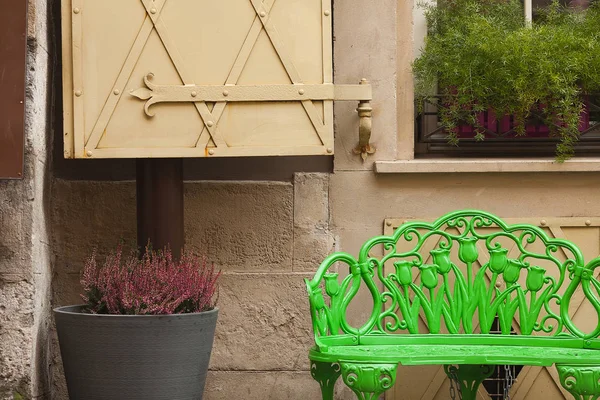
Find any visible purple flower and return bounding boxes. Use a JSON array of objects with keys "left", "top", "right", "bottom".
[{"left": 80, "top": 245, "right": 220, "bottom": 315}]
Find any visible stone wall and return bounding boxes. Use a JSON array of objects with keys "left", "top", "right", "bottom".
[
  {"left": 0, "top": 0, "right": 53, "bottom": 398},
  {"left": 48, "top": 175, "right": 356, "bottom": 399},
  {"left": 0, "top": 179, "right": 36, "bottom": 399}
]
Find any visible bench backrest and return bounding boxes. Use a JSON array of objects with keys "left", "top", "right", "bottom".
[{"left": 305, "top": 210, "right": 600, "bottom": 348}]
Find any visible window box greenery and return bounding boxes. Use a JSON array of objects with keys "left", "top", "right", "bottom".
[{"left": 413, "top": 0, "right": 600, "bottom": 161}]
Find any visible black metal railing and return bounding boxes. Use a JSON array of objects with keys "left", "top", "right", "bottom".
[{"left": 415, "top": 95, "right": 600, "bottom": 157}]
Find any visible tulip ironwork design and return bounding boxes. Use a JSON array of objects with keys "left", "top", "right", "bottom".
[
  {"left": 305, "top": 210, "right": 595, "bottom": 347},
  {"left": 489, "top": 248, "right": 508, "bottom": 274},
  {"left": 431, "top": 248, "right": 452, "bottom": 274},
  {"left": 526, "top": 266, "right": 546, "bottom": 292},
  {"left": 394, "top": 261, "right": 413, "bottom": 287},
  {"left": 420, "top": 264, "right": 439, "bottom": 290},
  {"left": 504, "top": 260, "right": 525, "bottom": 285}
]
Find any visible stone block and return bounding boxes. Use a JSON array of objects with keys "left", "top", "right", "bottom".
[
  {"left": 186, "top": 182, "right": 293, "bottom": 272},
  {"left": 210, "top": 273, "right": 313, "bottom": 371},
  {"left": 294, "top": 173, "right": 329, "bottom": 231},
  {"left": 51, "top": 180, "right": 137, "bottom": 275},
  {"left": 0, "top": 281, "right": 34, "bottom": 326},
  {"left": 0, "top": 330, "right": 32, "bottom": 400},
  {"left": 293, "top": 227, "right": 334, "bottom": 272},
  {"left": 52, "top": 180, "right": 294, "bottom": 274},
  {"left": 204, "top": 371, "right": 320, "bottom": 400},
  {"left": 0, "top": 181, "right": 31, "bottom": 282},
  {"left": 0, "top": 281, "right": 34, "bottom": 399},
  {"left": 330, "top": 171, "right": 600, "bottom": 232},
  {"left": 333, "top": 0, "right": 399, "bottom": 169}
]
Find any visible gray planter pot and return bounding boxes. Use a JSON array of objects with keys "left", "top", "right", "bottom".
[{"left": 54, "top": 305, "right": 218, "bottom": 400}]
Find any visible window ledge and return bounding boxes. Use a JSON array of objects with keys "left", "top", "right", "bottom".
[{"left": 374, "top": 158, "right": 600, "bottom": 174}]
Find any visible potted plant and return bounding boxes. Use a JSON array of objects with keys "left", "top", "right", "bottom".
[
  {"left": 413, "top": 0, "right": 600, "bottom": 161},
  {"left": 54, "top": 246, "right": 220, "bottom": 400}
]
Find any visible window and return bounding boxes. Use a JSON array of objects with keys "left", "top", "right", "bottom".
[{"left": 412, "top": 0, "right": 600, "bottom": 159}]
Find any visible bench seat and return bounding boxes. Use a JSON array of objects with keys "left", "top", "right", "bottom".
[{"left": 309, "top": 344, "right": 600, "bottom": 366}]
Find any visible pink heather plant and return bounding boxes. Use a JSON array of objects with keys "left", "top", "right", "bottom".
[{"left": 81, "top": 246, "right": 220, "bottom": 315}]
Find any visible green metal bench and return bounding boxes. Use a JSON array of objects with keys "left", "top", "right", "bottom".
[{"left": 305, "top": 210, "right": 600, "bottom": 400}]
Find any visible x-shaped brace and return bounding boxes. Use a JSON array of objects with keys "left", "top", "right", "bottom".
[{"left": 85, "top": 0, "right": 225, "bottom": 151}]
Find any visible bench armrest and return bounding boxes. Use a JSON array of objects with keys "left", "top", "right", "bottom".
[
  {"left": 573, "top": 257, "right": 600, "bottom": 339},
  {"left": 305, "top": 252, "right": 363, "bottom": 348}
]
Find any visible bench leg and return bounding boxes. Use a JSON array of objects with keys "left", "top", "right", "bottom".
[
  {"left": 340, "top": 362, "right": 398, "bottom": 400},
  {"left": 444, "top": 365, "right": 494, "bottom": 400},
  {"left": 557, "top": 364, "right": 600, "bottom": 400},
  {"left": 311, "top": 361, "right": 341, "bottom": 400}
]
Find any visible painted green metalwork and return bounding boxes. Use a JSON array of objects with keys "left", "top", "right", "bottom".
[
  {"left": 340, "top": 362, "right": 397, "bottom": 400},
  {"left": 557, "top": 364, "right": 600, "bottom": 400},
  {"left": 311, "top": 361, "right": 341, "bottom": 400},
  {"left": 305, "top": 210, "right": 600, "bottom": 399},
  {"left": 444, "top": 365, "right": 494, "bottom": 399}
]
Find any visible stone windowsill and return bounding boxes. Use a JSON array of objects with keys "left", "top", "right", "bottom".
[{"left": 374, "top": 158, "right": 600, "bottom": 174}]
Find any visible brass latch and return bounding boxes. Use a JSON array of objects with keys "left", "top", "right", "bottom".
[{"left": 353, "top": 79, "right": 375, "bottom": 162}]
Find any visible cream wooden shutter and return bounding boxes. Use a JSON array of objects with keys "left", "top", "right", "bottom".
[{"left": 62, "top": 0, "right": 370, "bottom": 159}]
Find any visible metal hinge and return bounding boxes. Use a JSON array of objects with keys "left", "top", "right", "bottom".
[{"left": 131, "top": 73, "right": 374, "bottom": 160}]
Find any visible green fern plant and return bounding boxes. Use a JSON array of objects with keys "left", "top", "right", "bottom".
[{"left": 413, "top": 0, "right": 600, "bottom": 161}]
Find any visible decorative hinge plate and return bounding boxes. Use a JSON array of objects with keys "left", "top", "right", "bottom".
[
  {"left": 131, "top": 74, "right": 372, "bottom": 115},
  {"left": 131, "top": 74, "right": 375, "bottom": 160}
]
